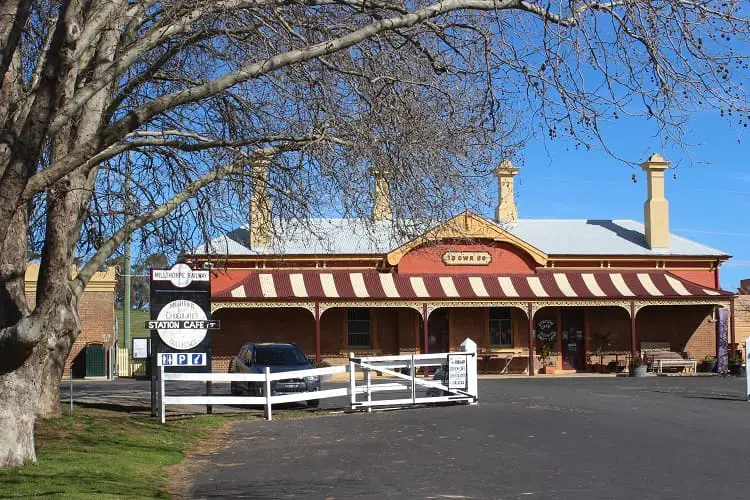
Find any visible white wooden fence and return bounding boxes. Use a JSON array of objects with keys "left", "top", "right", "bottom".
[{"left": 158, "top": 338, "right": 478, "bottom": 423}]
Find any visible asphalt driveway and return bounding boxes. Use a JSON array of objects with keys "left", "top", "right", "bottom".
[{"left": 182, "top": 376, "right": 750, "bottom": 499}]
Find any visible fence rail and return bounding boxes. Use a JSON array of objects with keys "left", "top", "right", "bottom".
[{"left": 157, "top": 338, "right": 478, "bottom": 423}]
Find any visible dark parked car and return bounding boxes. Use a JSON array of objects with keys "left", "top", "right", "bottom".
[{"left": 229, "top": 342, "right": 321, "bottom": 407}]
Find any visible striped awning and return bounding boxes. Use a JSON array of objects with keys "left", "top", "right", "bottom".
[{"left": 212, "top": 269, "right": 730, "bottom": 301}]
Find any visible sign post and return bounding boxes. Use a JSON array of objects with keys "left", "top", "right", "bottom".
[
  {"left": 746, "top": 336, "right": 749, "bottom": 402},
  {"left": 149, "top": 263, "right": 214, "bottom": 417}
]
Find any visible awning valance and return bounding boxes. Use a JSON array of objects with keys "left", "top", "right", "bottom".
[{"left": 212, "top": 269, "right": 730, "bottom": 301}]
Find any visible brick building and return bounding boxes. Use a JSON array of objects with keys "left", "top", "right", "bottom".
[
  {"left": 25, "top": 263, "right": 117, "bottom": 378},
  {"left": 188, "top": 154, "right": 734, "bottom": 374}
]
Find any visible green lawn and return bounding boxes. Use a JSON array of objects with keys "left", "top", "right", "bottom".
[
  {"left": 115, "top": 308, "right": 150, "bottom": 347},
  {"left": 0, "top": 408, "right": 226, "bottom": 499}
]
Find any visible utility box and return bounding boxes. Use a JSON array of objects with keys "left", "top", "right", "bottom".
[{"left": 85, "top": 343, "right": 107, "bottom": 378}]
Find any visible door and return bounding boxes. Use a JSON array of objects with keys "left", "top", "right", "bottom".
[
  {"left": 427, "top": 309, "right": 449, "bottom": 353},
  {"left": 560, "top": 309, "right": 585, "bottom": 371}
]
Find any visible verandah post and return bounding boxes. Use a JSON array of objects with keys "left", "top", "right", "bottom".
[
  {"left": 527, "top": 302, "right": 535, "bottom": 376},
  {"left": 315, "top": 302, "right": 321, "bottom": 365},
  {"left": 630, "top": 301, "right": 637, "bottom": 367}
]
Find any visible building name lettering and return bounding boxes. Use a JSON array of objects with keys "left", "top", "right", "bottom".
[{"left": 442, "top": 251, "right": 492, "bottom": 266}]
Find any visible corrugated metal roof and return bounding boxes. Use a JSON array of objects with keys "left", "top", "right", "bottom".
[
  {"left": 194, "top": 216, "right": 728, "bottom": 257},
  {"left": 504, "top": 219, "right": 727, "bottom": 256}
]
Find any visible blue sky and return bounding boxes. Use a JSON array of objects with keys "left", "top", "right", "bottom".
[{"left": 494, "top": 112, "right": 749, "bottom": 292}]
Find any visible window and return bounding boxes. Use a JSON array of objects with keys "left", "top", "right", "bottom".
[
  {"left": 253, "top": 345, "right": 308, "bottom": 366},
  {"left": 489, "top": 308, "right": 512, "bottom": 346},
  {"left": 347, "top": 308, "right": 371, "bottom": 347}
]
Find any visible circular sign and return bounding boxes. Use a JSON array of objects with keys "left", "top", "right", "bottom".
[
  {"left": 168, "top": 263, "right": 193, "bottom": 288},
  {"left": 157, "top": 300, "right": 208, "bottom": 350}
]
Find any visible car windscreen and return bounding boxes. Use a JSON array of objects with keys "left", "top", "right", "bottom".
[{"left": 253, "top": 346, "right": 308, "bottom": 366}]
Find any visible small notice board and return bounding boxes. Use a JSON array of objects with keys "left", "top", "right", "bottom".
[
  {"left": 132, "top": 338, "right": 149, "bottom": 359},
  {"left": 447, "top": 353, "right": 469, "bottom": 390}
]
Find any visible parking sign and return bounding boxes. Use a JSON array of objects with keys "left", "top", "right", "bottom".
[{"left": 158, "top": 352, "right": 206, "bottom": 367}]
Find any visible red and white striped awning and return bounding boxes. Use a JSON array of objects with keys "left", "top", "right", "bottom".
[{"left": 212, "top": 269, "right": 730, "bottom": 301}]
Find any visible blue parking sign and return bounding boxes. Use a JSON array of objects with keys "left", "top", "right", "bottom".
[{"left": 177, "top": 353, "right": 188, "bottom": 365}]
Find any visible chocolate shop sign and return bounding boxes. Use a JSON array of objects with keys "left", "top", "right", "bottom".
[{"left": 442, "top": 251, "right": 492, "bottom": 266}]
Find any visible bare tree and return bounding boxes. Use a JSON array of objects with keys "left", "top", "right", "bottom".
[{"left": 1, "top": 0, "right": 749, "bottom": 467}]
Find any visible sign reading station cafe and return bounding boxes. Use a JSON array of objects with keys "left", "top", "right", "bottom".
[{"left": 148, "top": 263, "right": 217, "bottom": 372}]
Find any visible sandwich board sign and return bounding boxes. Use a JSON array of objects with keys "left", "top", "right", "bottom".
[{"left": 149, "top": 263, "right": 216, "bottom": 415}]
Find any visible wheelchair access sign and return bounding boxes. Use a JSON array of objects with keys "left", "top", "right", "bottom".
[{"left": 157, "top": 352, "right": 207, "bottom": 367}]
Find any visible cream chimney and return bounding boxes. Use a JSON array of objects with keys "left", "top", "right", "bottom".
[
  {"left": 249, "top": 154, "right": 271, "bottom": 248},
  {"left": 493, "top": 160, "right": 519, "bottom": 223},
  {"left": 370, "top": 166, "right": 392, "bottom": 221},
  {"left": 641, "top": 153, "right": 670, "bottom": 250}
]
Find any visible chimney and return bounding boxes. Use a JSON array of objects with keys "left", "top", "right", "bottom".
[
  {"left": 641, "top": 153, "right": 670, "bottom": 250},
  {"left": 492, "top": 160, "right": 519, "bottom": 223},
  {"left": 249, "top": 154, "right": 271, "bottom": 248},
  {"left": 370, "top": 166, "right": 392, "bottom": 221}
]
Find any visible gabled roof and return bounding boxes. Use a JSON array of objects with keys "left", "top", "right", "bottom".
[
  {"left": 385, "top": 211, "right": 548, "bottom": 266},
  {"left": 193, "top": 213, "right": 728, "bottom": 259}
]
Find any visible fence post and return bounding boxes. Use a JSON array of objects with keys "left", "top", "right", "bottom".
[
  {"left": 365, "top": 366, "right": 372, "bottom": 413},
  {"left": 264, "top": 366, "right": 272, "bottom": 421},
  {"left": 411, "top": 354, "right": 416, "bottom": 404},
  {"left": 349, "top": 352, "right": 356, "bottom": 409},
  {"left": 69, "top": 364, "right": 74, "bottom": 415},
  {"left": 160, "top": 365, "right": 166, "bottom": 424},
  {"left": 459, "top": 338, "right": 478, "bottom": 404}
]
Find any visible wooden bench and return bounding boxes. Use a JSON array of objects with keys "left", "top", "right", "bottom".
[
  {"left": 641, "top": 342, "right": 697, "bottom": 374},
  {"left": 479, "top": 350, "right": 542, "bottom": 374}
]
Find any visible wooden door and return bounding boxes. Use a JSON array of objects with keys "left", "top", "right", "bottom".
[{"left": 561, "top": 308, "right": 585, "bottom": 371}]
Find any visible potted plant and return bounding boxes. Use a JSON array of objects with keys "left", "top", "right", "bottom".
[
  {"left": 591, "top": 331, "right": 613, "bottom": 373},
  {"left": 536, "top": 319, "right": 557, "bottom": 374},
  {"left": 629, "top": 355, "right": 648, "bottom": 377},
  {"left": 728, "top": 353, "right": 743, "bottom": 376},
  {"left": 703, "top": 355, "right": 717, "bottom": 373}
]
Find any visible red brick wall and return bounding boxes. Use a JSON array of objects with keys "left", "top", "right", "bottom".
[
  {"left": 398, "top": 242, "right": 537, "bottom": 274},
  {"left": 449, "top": 308, "right": 487, "bottom": 349},
  {"left": 669, "top": 269, "right": 717, "bottom": 289},
  {"left": 211, "top": 307, "right": 316, "bottom": 372},
  {"left": 397, "top": 308, "right": 420, "bottom": 351},
  {"left": 25, "top": 290, "right": 115, "bottom": 377},
  {"left": 586, "top": 307, "right": 632, "bottom": 352},
  {"left": 635, "top": 305, "right": 715, "bottom": 360}
]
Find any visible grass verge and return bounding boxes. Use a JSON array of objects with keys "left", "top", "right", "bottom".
[{"left": 0, "top": 406, "right": 227, "bottom": 499}]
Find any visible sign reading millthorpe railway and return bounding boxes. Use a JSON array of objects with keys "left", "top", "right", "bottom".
[
  {"left": 149, "top": 264, "right": 213, "bottom": 358},
  {"left": 149, "top": 263, "right": 215, "bottom": 415}
]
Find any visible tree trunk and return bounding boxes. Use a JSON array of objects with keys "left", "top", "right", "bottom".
[
  {"left": 36, "top": 333, "right": 75, "bottom": 417},
  {"left": 0, "top": 342, "right": 43, "bottom": 467}
]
